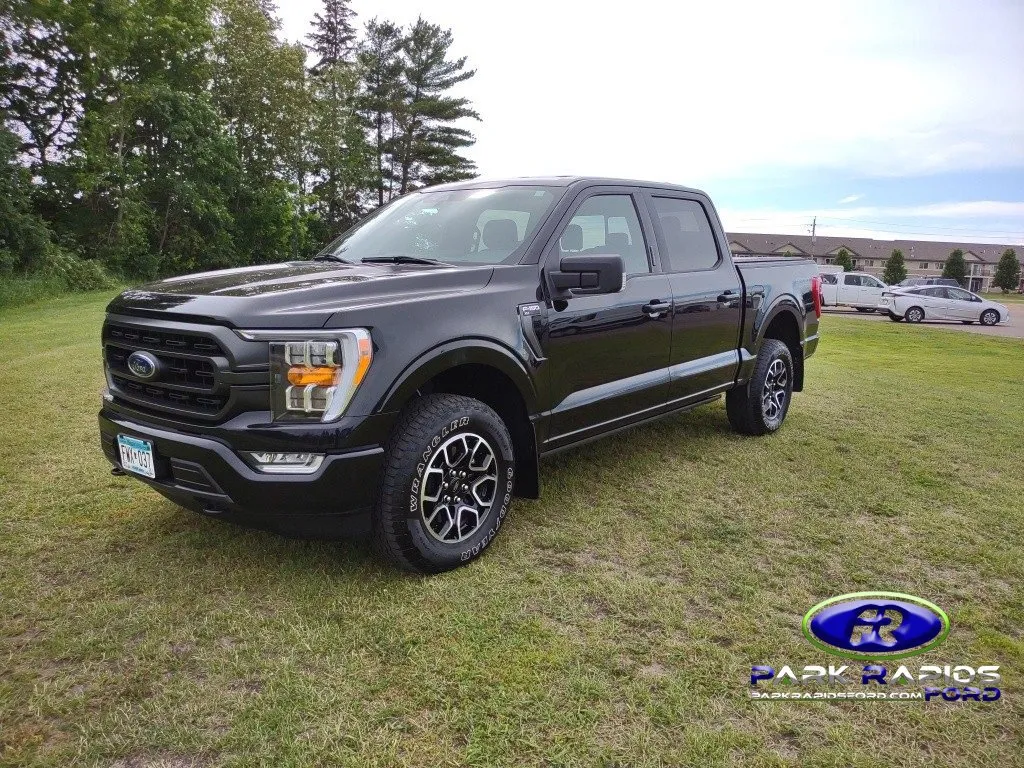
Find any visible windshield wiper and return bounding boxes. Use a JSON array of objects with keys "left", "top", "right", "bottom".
[
  {"left": 311, "top": 253, "right": 352, "bottom": 264},
  {"left": 361, "top": 255, "right": 449, "bottom": 266}
]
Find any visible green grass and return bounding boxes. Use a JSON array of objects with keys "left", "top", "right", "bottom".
[
  {"left": 2, "top": 292, "right": 1023, "bottom": 767},
  {"left": 980, "top": 291, "right": 1024, "bottom": 304}
]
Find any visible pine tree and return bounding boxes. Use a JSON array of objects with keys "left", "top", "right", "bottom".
[
  {"left": 357, "top": 18, "right": 404, "bottom": 206},
  {"left": 306, "top": 0, "right": 371, "bottom": 237},
  {"left": 993, "top": 248, "right": 1020, "bottom": 293},
  {"left": 395, "top": 17, "right": 479, "bottom": 194},
  {"left": 883, "top": 248, "right": 907, "bottom": 285},
  {"left": 942, "top": 249, "right": 967, "bottom": 286},
  {"left": 834, "top": 248, "right": 853, "bottom": 272},
  {"left": 308, "top": 0, "right": 357, "bottom": 74}
]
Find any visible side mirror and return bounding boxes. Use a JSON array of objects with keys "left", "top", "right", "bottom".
[{"left": 549, "top": 254, "right": 624, "bottom": 297}]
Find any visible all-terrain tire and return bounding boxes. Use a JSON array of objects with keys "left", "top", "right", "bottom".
[
  {"left": 726, "top": 338, "right": 794, "bottom": 436},
  {"left": 372, "top": 394, "right": 515, "bottom": 574}
]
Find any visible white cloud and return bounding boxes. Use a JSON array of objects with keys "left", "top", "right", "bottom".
[
  {"left": 279, "top": 0, "right": 1024, "bottom": 187},
  {"left": 838, "top": 195, "right": 863, "bottom": 204}
]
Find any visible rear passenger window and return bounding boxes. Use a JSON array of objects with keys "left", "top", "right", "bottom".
[
  {"left": 820, "top": 273, "right": 837, "bottom": 285},
  {"left": 651, "top": 197, "right": 719, "bottom": 271}
]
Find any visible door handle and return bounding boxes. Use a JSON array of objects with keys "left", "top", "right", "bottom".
[
  {"left": 717, "top": 289, "right": 737, "bottom": 302},
  {"left": 642, "top": 299, "right": 671, "bottom": 317}
]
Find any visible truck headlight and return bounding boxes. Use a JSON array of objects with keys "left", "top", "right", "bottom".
[{"left": 235, "top": 329, "right": 373, "bottom": 422}]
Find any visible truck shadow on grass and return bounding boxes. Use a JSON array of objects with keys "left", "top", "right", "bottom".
[{"left": 135, "top": 401, "right": 737, "bottom": 584}]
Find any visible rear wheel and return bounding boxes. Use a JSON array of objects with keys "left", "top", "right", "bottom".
[
  {"left": 980, "top": 309, "right": 1000, "bottom": 326},
  {"left": 726, "top": 338, "right": 794, "bottom": 436},
  {"left": 905, "top": 306, "right": 925, "bottom": 323},
  {"left": 372, "top": 393, "right": 515, "bottom": 574}
]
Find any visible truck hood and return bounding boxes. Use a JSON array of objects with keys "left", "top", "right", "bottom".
[{"left": 106, "top": 260, "right": 496, "bottom": 328}]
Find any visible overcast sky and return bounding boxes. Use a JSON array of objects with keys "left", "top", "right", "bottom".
[{"left": 279, "top": 0, "right": 1024, "bottom": 244}]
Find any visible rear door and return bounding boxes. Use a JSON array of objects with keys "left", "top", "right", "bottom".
[
  {"left": 642, "top": 191, "right": 743, "bottom": 401},
  {"left": 918, "top": 287, "right": 949, "bottom": 319},
  {"left": 839, "top": 273, "right": 863, "bottom": 304},
  {"left": 541, "top": 188, "right": 673, "bottom": 447}
]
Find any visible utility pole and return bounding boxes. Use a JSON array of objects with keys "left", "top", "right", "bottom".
[{"left": 809, "top": 216, "right": 817, "bottom": 263}]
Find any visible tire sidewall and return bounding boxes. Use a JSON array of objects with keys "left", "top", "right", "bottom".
[
  {"left": 404, "top": 410, "right": 515, "bottom": 569},
  {"left": 907, "top": 306, "right": 924, "bottom": 323},
  {"left": 981, "top": 309, "right": 998, "bottom": 326}
]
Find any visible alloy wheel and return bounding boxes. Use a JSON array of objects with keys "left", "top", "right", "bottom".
[
  {"left": 419, "top": 432, "right": 499, "bottom": 543},
  {"left": 762, "top": 358, "right": 789, "bottom": 423}
]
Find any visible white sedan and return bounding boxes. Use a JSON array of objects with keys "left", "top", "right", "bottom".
[{"left": 878, "top": 286, "right": 1010, "bottom": 326}]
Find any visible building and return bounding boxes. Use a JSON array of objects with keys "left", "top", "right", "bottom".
[{"left": 726, "top": 232, "right": 1021, "bottom": 293}]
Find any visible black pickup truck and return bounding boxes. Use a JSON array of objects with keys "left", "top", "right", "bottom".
[{"left": 99, "top": 177, "right": 821, "bottom": 573}]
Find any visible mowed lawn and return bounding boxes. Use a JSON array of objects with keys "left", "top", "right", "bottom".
[{"left": 1, "top": 292, "right": 1023, "bottom": 768}]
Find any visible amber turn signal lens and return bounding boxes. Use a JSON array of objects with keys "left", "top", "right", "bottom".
[{"left": 287, "top": 366, "right": 337, "bottom": 387}]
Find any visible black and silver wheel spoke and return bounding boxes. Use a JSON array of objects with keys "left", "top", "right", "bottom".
[
  {"left": 762, "top": 359, "right": 789, "bottom": 423},
  {"left": 420, "top": 432, "right": 498, "bottom": 544}
]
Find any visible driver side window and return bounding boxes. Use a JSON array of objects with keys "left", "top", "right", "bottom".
[{"left": 559, "top": 195, "right": 650, "bottom": 276}]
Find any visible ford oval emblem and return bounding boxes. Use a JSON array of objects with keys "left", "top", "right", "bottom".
[
  {"left": 803, "top": 592, "right": 950, "bottom": 659},
  {"left": 126, "top": 350, "right": 159, "bottom": 380}
]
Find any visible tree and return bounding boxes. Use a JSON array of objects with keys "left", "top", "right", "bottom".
[
  {"left": 993, "top": 248, "right": 1020, "bottom": 293},
  {"left": 307, "top": 0, "right": 357, "bottom": 73},
  {"left": 834, "top": 248, "right": 853, "bottom": 272},
  {"left": 394, "top": 17, "right": 479, "bottom": 194},
  {"left": 212, "top": 0, "right": 304, "bottom": 264},
  {"left": 0, "top": 127, "right": 51, "bottom": 273},
  {"left": 942, "top": 249, "right": 967, "bottom": 286},
  {"left": 357, "top": 18, "right": 404, "bottom": 206},
  {"left": 306, "top": 0, "right": 373, "bottom": 237},
  {"left": 883, "top": 248, "right": 907, "bottom": 284}
]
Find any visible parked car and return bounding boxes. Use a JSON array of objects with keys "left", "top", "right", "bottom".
[
  {"left": 879, "top": 285, "right": 1010, "bottom": 325},
  {"left": 819, "top": 271, "right": 887, "bottom": 311},
  {"left": 895, "top": 277, "right": 961, "bottom": 288},
  {"left": 98, "top": 176, "right": 821, "bottom": 573}
]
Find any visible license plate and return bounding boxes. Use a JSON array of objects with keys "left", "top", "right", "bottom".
[{"left": 117, "top": 434, "right": 156, "bottom": 479}]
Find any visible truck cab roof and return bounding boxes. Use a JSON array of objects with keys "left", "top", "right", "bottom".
[{"left": 424, "top": 176, "right": 707, "bottom": 197}]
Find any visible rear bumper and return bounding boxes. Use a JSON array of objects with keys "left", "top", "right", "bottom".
[{"left": 99, "top": 410, "right": 384, "bottom": 539}]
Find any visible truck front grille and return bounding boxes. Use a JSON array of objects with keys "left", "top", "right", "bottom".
[{"left": 102, "top": 317, "right": 269, "bottom": 422}]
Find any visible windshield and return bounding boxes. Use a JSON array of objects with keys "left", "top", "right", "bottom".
[{"left": 317, "top": 186, "right": 562, "bottom": 265}]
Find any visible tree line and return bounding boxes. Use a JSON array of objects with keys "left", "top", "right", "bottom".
[
  {"left": 0, "top": 0, "right": 478, "bottom": 295},
  {"left": 830, "top": 246, "right": 1020, "bottom": 291}
]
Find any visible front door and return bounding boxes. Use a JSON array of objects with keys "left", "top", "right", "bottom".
[
  {"left": 946, "top": 286, "right": 980, "bottom": 319},
  {"left": 541, "top": 190, "right": 672, "bottom": 448},
  {"left": 643, "top": 193, "right": 743, "bottom": 401}
]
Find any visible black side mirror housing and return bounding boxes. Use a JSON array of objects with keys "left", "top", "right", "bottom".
[{"left": 549, "top": 254, "right": 624, "bottom": 297}]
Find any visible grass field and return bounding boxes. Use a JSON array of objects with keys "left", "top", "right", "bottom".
[
  {"left": 980, "top": 291, "right": 1024, "bottom": 304},
  {"left": 2, "top": 292, "right": 1023, "bottom": 767}
]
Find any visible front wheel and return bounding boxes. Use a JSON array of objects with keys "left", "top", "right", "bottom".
[
  {"left": 726, "top": 338, "right": 794, "bottom": 436},
  {"left": 372, "top": 394, "right": 515, "bottom": 574},
  {"left": 980, "top": 309, "right": 1000, "bottom": 326}
]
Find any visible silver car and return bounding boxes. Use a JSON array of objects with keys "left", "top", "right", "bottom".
[{"left": 878, "top": 286, "right": 1010, "bottom": 325}]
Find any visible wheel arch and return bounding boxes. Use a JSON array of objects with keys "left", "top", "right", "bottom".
[
  {"left": 378, "top": 341, "right": 541, "bottom": 498},
  {"left": 757, "top": 299, "right": 806, "bottom": 392}
]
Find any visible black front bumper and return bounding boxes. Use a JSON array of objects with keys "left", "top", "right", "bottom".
[{"left": 99, "top": 410, "right": 386, "bottom": 539}]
